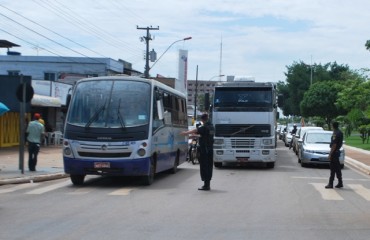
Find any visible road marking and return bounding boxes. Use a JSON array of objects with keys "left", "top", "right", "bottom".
[
  {"left": 292, "top": 176, "right": 370, "bottom": 181},
  {"left": 347, "top": 184, "right": 370, "bottom": 201},
  {"left": 68, "top": 187, "right": 94, "bottom": 195},
  {"left": 108, "top": 188, "right": 133, "bottom": 196},
  {"left": 310, "top": 183, "right": 344, "bottom": 200},
  {"left": 26, "top": 180, "right": 71, "bottom": 194},
  {"left": 0, "top": 182, "right": 40, "bottom": 194},
  {"left": 292, "top": 176, "right": 327, "bottom": 180}
]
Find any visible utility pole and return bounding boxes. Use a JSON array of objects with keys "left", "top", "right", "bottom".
[
  {"left": 193, "top": 65, "right": 198, "bottom": 123},
  {"left": 137, "top": 26, "right": 159, "bottom": 78}
]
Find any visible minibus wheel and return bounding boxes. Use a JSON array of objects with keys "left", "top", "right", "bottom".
[
  {"left": 170, "top": 150, "right": 180, "bottom": 174},
  {"left": 70, "top": 174, "right": 85, "bottom": 185},
  {"left": 143, "top": 158, "right": 156, "bottom": 185}
]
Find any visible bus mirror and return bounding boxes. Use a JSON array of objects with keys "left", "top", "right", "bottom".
[{"left": 157, "top": 100, "right": 164, "bottom": 120}]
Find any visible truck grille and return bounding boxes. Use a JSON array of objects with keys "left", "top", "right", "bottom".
[{"left": 215, "top": 124, "right": 271, "bottom": 137}]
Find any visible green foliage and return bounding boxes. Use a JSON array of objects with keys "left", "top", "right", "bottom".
[
  {"left": 345, "top": 132, "right": 370, "bottom": 151},
  {"left": 366, "top": 40, "right": 370, "bottom": 51},
  {"left": 278, "top": 61, "right": 352, "bottom": 117},
  {"left": 300, "top": 81, "right": 345, "bottom": 127},
  {"left": 336, "top": 78, "right": 369, "bottom": 111},
  {"left": 358, "top": 124, "right": 370, "bottom": 144}
]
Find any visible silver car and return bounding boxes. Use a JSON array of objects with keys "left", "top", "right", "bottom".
[
  {"left": 298, "top": 130, "right": 345, "bottom": 168},
  {"left": 292, "top": 126, "right": 324, "bottom": 155}
]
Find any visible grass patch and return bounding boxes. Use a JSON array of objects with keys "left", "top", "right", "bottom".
[{"left": 344, "top": 133, "right": 370, "bottom": 151}]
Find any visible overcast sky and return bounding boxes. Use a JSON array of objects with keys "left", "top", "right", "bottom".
[{"left": 0, "top": 0, "right": 369, "bottom": 82}]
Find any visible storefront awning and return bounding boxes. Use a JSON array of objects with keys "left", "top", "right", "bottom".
[{"left": 31, "top": 94, "right": 61, "bottom": 107}]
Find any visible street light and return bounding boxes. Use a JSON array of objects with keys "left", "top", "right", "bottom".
[
  {"left": 150, "top": 37, "right": 192, "bottom": 71},
  {"left": 209, "top": 74, "right": 225, "bottom": 81}
]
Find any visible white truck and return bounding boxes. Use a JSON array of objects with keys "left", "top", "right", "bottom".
[{"left": 212, "top": 80, "right": 277, "bottom": 168}]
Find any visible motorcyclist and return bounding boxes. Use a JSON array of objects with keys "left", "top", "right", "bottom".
[{"left": 289, "top": 124, "right": 298, "bottom": 149}]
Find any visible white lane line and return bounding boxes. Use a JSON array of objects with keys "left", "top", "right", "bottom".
[
  {"left": 0, "top": 182, "right": 41, "bottom": 194},
  {"left": 347, "top": 184, "right": 370, "bottom": 201},
  {"left": 68, "top": 187, "right": 94, "bottom": 195},
  {"left": 26, "top": 180, "right": 71, "bottom": 194},
  {"left": 310, "top": 183, "right": 344, "bottom": 201},
  {"left": 108, "top": 188, "right": 133, "bottom": 196},
  {"left": 292, "top": 176, "right": 370, "bottom": 181}
]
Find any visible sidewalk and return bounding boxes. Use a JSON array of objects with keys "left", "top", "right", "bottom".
[
  {"left": 1, "top": 144, "right": 370, "bottom": 185},
  {"left": 0, "top": 145, "right": 68, "bottom": 185}
]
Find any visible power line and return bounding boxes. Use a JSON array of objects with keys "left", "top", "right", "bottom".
[
  {"left": 35, "top": 0, "right": 141, "bottom": 55},
  {"left": 0, "top": 11, "right": 107, "bottom": 64},
  {"left": 0, "top": 28, "right": 107, "bottom": 74},
  {"left": 0, "top": 3, "right": 108, "bottom": 59}
]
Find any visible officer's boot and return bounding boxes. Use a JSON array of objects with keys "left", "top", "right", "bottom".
[
  {"left": 335, "top": 179, "right": 343, "bottom": 188},
  {"left": 325, "top": 180, "right": 334, "bottom": 189},
  {"left": 198, "top": 180, "right": 210, "bottom": 191}
]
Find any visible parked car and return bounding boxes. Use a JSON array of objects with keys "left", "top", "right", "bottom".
[
  {"left": 276, "top": 124, "right": 284, "bottom": 140},
  {"left": 292, "top": 126, "right": 324, "bottom": 155},
  {"left": 298, "top": 130, "right": 345, "bottom": 168}
]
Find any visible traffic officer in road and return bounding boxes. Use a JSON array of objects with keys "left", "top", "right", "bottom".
[
  {"left": 325, "top": 121, "right": 344, "bottom": 189},
  {"left": 181, "top": 113, "right": 214, "bottom": 191}
]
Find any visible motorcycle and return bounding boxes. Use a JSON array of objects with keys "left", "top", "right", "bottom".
[{"left": 188, "top": 136, "right": 200, "bottom": 165}]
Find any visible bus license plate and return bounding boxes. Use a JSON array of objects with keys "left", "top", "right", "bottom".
[{"left": 94, "top": 162, "right": 110, "bottom": 168}]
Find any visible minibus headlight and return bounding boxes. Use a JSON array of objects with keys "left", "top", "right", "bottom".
[
  {"left": 137, "top": 148, "right": 146, "bottom": 156},
  {"left": 64, "top": 147, "right": 72, "bottom": 156}
]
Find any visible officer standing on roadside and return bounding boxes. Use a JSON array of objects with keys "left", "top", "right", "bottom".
[
  {"left": 181, "top": 113, "right": 214, "bottom": 191},
  {"left": 325, "top": 121, "right": 344, "bottom": 189}
]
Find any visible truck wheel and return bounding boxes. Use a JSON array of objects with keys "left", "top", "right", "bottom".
[
  {"left": 266, "top": 162, "right": 275, "bottom": 168},
  {"left": 70, "top": 175, "right": 85, "bottom": 185}
]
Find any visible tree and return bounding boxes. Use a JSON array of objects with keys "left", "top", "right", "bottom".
[
  {"left": 300, "top": 81, "right": 345, "bottom": 128},
  {"left": 279, "top": 61, "right": 351, "bottom": 117},
  {"left": 366, "top": 40, "right": 370, "bottom": 51}
]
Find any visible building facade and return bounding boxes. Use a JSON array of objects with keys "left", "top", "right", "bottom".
[
  {"left": 186, "top": 80, "right": 221, "bottom": 106},
  {"left": 0, "top": 53, "right": 138, "bottom": 147}
]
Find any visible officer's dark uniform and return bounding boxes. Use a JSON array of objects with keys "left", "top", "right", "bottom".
[
  {"left": 196, "top": 120, "right": 214, "bottom": 190},
  {"left": 326, "top": 127, "right": 343, "bottom": 188}
]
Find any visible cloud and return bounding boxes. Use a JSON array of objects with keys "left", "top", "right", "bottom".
[{"left": 0, "top": 0, "right": 369, "bottom": 82}]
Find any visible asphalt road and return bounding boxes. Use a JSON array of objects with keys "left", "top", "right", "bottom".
[{"left": 1, "top": 141, "right": 370, "bottom": 240}]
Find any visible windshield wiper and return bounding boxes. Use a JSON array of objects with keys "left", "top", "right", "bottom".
[
  {"left": 85, "top": 102, "right": 106, "bottom": 128},
  {"left": 117, "top": 99, "right": 126, "bottom": 129}
]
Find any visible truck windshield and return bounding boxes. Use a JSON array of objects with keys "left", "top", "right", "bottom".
[
  {"left": 67, "top": 80, "right": 151, "bottom": 128},
  {"left": 214, "top": 87, "right": 273, "bottom": 111}
]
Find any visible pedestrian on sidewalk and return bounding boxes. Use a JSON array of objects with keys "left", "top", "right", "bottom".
[
  {"left": 325, "top": 121, "right": 344, "bottom": 189},
  {"left": 181, "top": 113, "right": 214, "bottom": 191},
  {"left": 26, "top": 113, "right": 45, "bottom": 171}
]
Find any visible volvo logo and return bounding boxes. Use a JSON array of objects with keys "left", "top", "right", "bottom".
[{"left": 101, "top": 144, "right": 108, "bottom": 151}]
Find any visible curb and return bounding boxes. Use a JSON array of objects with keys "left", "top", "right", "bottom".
[
  {"left": 0, "top": 173, "right": 69, "bottom": 185},
  {"left": 345, "top": 157, "right": 370, "bottom": 175}
]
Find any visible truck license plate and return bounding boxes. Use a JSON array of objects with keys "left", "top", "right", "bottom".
[
  {"left": 94, "top": 162, "right": 110, "bottom": 168},
  {"left": 237, "top": 157, "right": 249, "bottom": 162}
]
